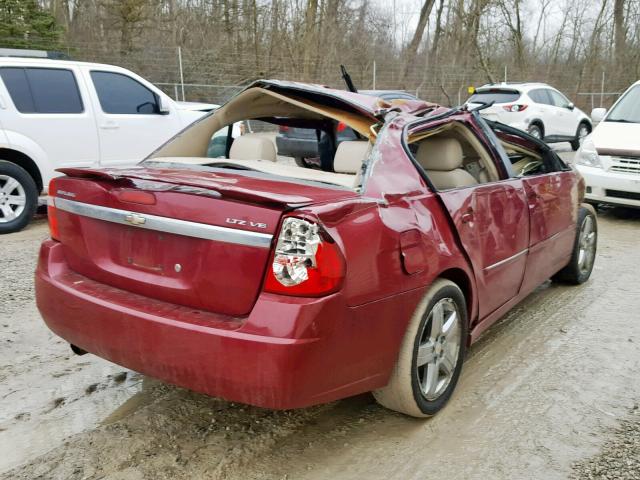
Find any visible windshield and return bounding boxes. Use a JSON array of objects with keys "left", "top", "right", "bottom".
[
  {"left": 468, "top": 90, "right": 520, "bottom": 104},
  {"left": 606, "top": 85, "right": 640, "bottom": 123}
]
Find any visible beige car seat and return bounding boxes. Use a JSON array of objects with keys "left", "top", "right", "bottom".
[
  {"left": 333, "top": 141, "right": 370, "bottom": 174},
  {"left": 229, "top": 134, "right": 277, "bottom": 162},
  {"left": 416, "top": 138, "right": 478, "bottom": 190}
]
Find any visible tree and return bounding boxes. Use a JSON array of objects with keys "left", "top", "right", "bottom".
[
  {"left": 102, "top": 0, "right": 153, "bottom": 54},
  {"left": 301, "top": 0, "right": 319, "bottom": 81},
  {"left": 497, "top": 0, "right": 525, "bottom": 70},
  {"left": 400, "top": 0, "right": 436, "bottom": 89},
  {"left": 614, "top": 0, "right": 626, "bottom": 63},
  {"left": 430, "top": 0, "right": 446, "bottom": 64},
  {"left": 0, "top": 0, "right": 63, "bottom": 48}
]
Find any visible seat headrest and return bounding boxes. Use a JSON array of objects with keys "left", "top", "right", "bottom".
[
  {"left": 229, "top": 134, "right": 277, "bottom": 162},
  {"left": 334, "top": 141, "right": 369, "bottom": 174},
  {"left": 416, "top": 138, "right": 464, "bottom": 171}
]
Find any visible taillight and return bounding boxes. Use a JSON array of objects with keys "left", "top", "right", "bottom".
[
  {"left": 279, "top": 125, "right": 289, "bottom": 133},
  {"left": 263, "top": 217, "right": 345, "bottom": 297},
  {"left": 336, "top": 122, "right": 347, "bottom": 132},
  {"left": 47, "top": 178, "right": 60, "bottom": 241},
  {"left": 503, "top": 104, "right": 528, "bottom": 112}
]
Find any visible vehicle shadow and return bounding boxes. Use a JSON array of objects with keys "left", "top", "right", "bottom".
[{"left": 600, "top": 205, "right": 640, "bottom": 221}]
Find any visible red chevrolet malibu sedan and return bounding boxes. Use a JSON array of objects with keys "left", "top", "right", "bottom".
[{"left": 36, "top": 81, "right": 597, "bottom": 417}]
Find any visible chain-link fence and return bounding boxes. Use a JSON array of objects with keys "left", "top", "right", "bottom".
[{"left": 0, "top": 39, "right": 630, "bottom": 111}]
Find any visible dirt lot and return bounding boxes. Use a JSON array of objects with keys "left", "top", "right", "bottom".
[{"left": 1, "top": 197, "right": 640, "bottom": 479}]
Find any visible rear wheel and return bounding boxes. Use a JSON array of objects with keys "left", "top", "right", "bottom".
[
  {"left": 553, "top": 205, "right": 597, "bottom": 284},
  {"left": 0, "top": 160, "right": 38, "bottom": 234},
  {"left": 527, "top": 123, "right": 543, "bottom": 140},
  {"left": 293, "top": 156, "right": 308, "bottom": 167},
  {"left": 570, "top": 122, "right": 591, "bottom": 151},
  {"left": 373, "top": 279, "right": 467, "bottom": 417}
]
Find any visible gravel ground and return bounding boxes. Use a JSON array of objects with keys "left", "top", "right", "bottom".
[
  {"left": 0, "top": 215, "right": 47, "bottom": 317},
  {"left": 572, "top": 406, "right": 640, "bottom": 480},
  {"left": 2, "top": 201, "right": 640, "bottom": 480}
]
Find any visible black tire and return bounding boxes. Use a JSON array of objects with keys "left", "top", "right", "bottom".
[
  {"left": 293, "top": 157, "right": 308, "bottom": 167},
  {"left": 570, "top": 122, "right": 591, "bottom": 151},
  {"left": 373, "top": 279, "right": 468, "bottom": 417},
  {"left": 527, "top": 123, "right": 544, "bottom": 140},
  {"left": 0, "top": 160, "right": 38, "bottom": 234},
  {"left": 585, "top": 200, "right": 600, "bottom": 211},
  {"left": 552, "top": 205, "right": 597, "bottom": 284}
]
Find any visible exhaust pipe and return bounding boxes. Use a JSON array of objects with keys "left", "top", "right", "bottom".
[{"left": 70, "top": 344, "right": 88, "bottom": 356}]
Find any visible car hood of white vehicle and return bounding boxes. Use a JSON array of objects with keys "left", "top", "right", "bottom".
[
  {"left": 176, "top": 101, "right": 220, "bottom": 112},
  {"left": 592, "top": 121, "right": 640, "bottom": 153}
]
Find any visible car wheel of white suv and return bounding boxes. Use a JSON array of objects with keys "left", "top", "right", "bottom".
[
  {"left": 0, "top": 161, "right": 38, "bottom": 234},
  {"left": 570, "top": 123, "right": 591, "bottom": 151},
  {"left": 527, "top": 123, "right": 543, "bottom": 139}
]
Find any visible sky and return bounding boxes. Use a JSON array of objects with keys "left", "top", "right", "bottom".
[{"left": 373, "top": 0, "right": 606, "bottom": 47}]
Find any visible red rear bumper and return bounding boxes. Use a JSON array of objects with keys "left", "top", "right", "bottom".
[{"left": 36, "top": 240, "right": 416, "bottom": 409}]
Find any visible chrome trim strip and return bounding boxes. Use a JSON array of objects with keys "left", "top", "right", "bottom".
[
  {"left": 485, "top": 248, "right": 529, "bottom": 271},
  {"left": 545, "top": 231, "right": 562, "bottom": 243},
  {"left": 54, "top": 197, "right": 273, "bottom": 248}
]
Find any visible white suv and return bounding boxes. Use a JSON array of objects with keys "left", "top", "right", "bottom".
[
  {"left": 467, "top": 82, "right": 591, "bottom": 150},
  {"left": 0, "top": 57, "right": 216, "bottom": 233}
]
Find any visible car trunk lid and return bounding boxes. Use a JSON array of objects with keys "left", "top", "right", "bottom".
[{"left": 52, "top": 167, "right": 359, "bottom": 317}]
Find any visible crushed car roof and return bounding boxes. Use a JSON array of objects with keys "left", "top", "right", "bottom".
[{"left": 242, "top": 79, "right": 438, "bottom": 117}]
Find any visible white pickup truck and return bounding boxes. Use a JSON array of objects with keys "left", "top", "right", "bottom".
[{"left": 0, "top": 57, "right": 217, "bottom": 233}]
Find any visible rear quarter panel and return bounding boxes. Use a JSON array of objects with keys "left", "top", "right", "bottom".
[
  {"left": 295, "top": 193, "right": 476, "bottom": 389},
  {"left": 290, "top": 116, "right": 477, "bottom": 380}
]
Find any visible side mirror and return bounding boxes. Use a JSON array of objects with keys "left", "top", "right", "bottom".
[
  {"left": 158, "top": 96, "right": 171, "bottom": 115},
  {"left": 591, "top": 107, "right": 606, "bottom": 123},
  {"left": 566, "top": 102, "right": 575, "bottom": 110}
]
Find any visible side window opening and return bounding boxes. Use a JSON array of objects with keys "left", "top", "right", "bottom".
[
  {"left": 408, "top": 122, "right": 502, "bottom": 191},
  {"left": 0, "top": 67, "right": 83, "bottom": 114},
  {"left": 90, "top": 71, "right": 159, "bottom": 115},
  {"left": 490, "top": 125, "right": 569, "bottom": 176}
]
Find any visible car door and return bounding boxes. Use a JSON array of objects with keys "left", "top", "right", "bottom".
[
  {"left": 526, "top": 88, "right": 549, "bottom": 125},
  {"left": 520, "top": 170, "right": 578, "bottom": 291},
  {"left": 422, "top": 122, "right": 530, "bottom": 319},
  {"left": 491, "top": 126, "right": 579, "bottom": 292},
  {"left": 527, "top": 88, "right": 561, "bottom": 137},
  {"left": 83, "top": 68, "right": 183, "bottom": 167},
  {"left": 438, "top": 180, "right": 530, "bottom": 318},
  {"left": 547, "top": 89, "right": 579, "bottom": 137},
  {"left": 0, "top": 66, "right": 100, "bottom": 174}
]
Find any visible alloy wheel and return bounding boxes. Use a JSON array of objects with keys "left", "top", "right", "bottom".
[
  {"left": 577, "top": 215, "right": 596, "bottom": 275},
  {"left": 416, "top": 298, "right": 462, "bottom": 401},
  {"left": 0, "top": 175, "right": 26, "bottom": 223},
  {"left": 578, "top": 125, "right": 590, "bottom": 145},
  {"left": 528, "top": 126, "right": 542, "bottom": 139}
]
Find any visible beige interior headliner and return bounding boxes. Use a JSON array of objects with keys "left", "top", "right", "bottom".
[{"left": 150, "top": 87, "right": 377, "bottom": 159}]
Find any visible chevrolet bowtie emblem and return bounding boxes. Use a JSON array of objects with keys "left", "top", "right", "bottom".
[{"left": 124, "top": 213, "right": 146, "bottom": 226}]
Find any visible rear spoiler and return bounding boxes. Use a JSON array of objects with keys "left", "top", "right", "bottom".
[{"left": 56, "top": 167, "right": 355, "bottom": 209}]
